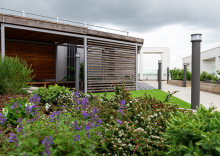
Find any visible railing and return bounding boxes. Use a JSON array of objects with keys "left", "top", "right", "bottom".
[{"left": 0, "top": 7, "right": 129, "bottom": 36}]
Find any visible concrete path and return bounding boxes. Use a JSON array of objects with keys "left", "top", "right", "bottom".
[{"left": 139, "top": 81, "right": 220, "bottom": 112}]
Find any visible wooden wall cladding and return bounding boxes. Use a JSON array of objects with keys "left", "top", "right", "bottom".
[
  {"left": 5, "top": 41, "right": 55, "bottom": 79},
  {"left": 87, "top": 39, "right": 136, "bottom": 92}
]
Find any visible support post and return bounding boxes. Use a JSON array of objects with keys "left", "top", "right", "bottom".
[
  {"left": 184, "top": 63, "right": 187, "bottom": 87},
  {"left": 136, "top": 45, "right": 138, "bottom": 90},
  {"left": 167, "top": 66, "right": 169, "bottom": 84},
  {"left": 139, "top": 50, "right": 143, "bottom": 80},
  {"left": 158, "top": 60, "right": 162, "bottom": 89},
  {"left": 1, "top": 24, "right": 5, "bottom": 59},
  {"left": 191, "top": 34, "right": 202, "bottom": 110},
  {"left": 75, "top": 53, "right": 80, "bottom": 90},
  {"left": 84, "top": 37, "right": 87, "bottom": 93}
]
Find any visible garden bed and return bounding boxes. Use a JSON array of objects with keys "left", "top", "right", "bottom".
[{"left": 168, "top": 80, "right": 220, "bottom": 95}]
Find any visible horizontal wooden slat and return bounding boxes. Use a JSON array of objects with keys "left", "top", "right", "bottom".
[{"left": 87, "top": 39, "right": 136, "bottom": 92}]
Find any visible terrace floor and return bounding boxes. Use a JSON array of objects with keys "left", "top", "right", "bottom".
[{"left": 139, "top": 81, "right": 220, "bottom": 112}]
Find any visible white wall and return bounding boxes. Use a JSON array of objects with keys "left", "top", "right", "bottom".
[
  {"left": 182, "top": 46, "right": 220, "bottom": 78},
  {"left": 56, "top": 46, "right": 84, "bottom": 81}
]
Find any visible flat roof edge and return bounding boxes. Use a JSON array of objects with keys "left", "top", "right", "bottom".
[{"left": 0, "top": 13, "right": 144, "bottom": 44}]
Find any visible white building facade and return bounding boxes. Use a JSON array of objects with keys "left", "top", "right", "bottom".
[{"left": 182, "top": 46, "right": 220, "bottom": 78}]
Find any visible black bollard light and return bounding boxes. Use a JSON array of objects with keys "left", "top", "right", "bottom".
[
  {"left": 191, "top": 34, "right": 202, "bottom": 110},
  {"left": 75, "top": 53, "right": 80, "bottom": 90},
  {"left": 158, "top": 60, "right": 162, "bottom": 89},
  {"left": 167, "top": 66, "right": 169, "bottom": 84},
  {"left": 184, "top": 63, "right": 187, "bottom": 87}
]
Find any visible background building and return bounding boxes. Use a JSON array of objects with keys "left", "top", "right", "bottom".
[{"left": 182, "top": 46, "right": 220, "bottom": 77}]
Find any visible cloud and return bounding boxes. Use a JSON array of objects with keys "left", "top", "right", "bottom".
[
  {"left": 1, "top": 0, "right": 220, "bottom": 71},
  {"left": 2, "top": 0, "right": 220, "bottom": 33}
]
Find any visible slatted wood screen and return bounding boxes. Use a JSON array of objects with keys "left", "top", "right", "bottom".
[
  {"left": 5, "top": 41, "right": 55, "bottom": 79},
  {"left": 87, "top": 39, "right": 136, "bottom": 92}
]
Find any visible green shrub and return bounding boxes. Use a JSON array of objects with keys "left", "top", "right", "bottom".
[
  {"left": 217, "top": 70, "right": 220, "bottom": 76},
  {"left": 0, "top": 55, "right": 34, "bottom": 94},
  {"left": 31, "top": 84, "right": 73, "bottom": 106},
  {"left": 200, "top": 71, "right": 216, "bottom": 81},
  {"left": 79, "top": 82, "right": 193, "bottom": 155},
  {"left": 80, "top": 62, "right": 84, "bottom": 81},
  {"left": 170, "top": 68, "right": 191, "bottom": 80},
  {"left": 1, "top": 96, "right": 38, "bottom": 129},
  {"left": 0, "top": 93, "right": 100, "bottom": 155},
  {"left": 162, "top": 106, "right": 220, "bottom": 155}
]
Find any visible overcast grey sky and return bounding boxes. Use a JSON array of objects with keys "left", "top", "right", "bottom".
[{"left": 1, "top": 0, "right": 220, "bottom": 72}]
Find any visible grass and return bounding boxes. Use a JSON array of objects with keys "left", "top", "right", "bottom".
[{"left": 90, "top": 89, "right": 191, "bottom": 109}]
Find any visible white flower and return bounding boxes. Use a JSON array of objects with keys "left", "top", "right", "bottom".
[
  {"left": 118, "top": 140, "right": 122, "bottom": 143},
  {"left": 25, "top": 103, "right": 35, "bottom": 107},
  {"left": 45, "top": 103, "right": 51, "bottom": 111},
  {"left": 2, "top": 107, "right": 8, "bottom": 117},
  {"left": 128, "top": 143, "right": 132, "bottom": 147}
]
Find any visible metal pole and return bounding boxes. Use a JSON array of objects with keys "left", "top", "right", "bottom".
[
  {"left": 75, "top": 53, "right": 80, "bottom": 90},
  {"left": 84, "top": 37, "right": 87, "bottom": 93},
  {"left": 191, "top": 34, "right": 202, "bottom": 110},
  {"left": 167, "top": 66, "right": 169, "bottom": 84},
  {"left": 158, "top": 60, "right": 162, "bottom": 89},
  {"left": 184, "top": 63, "right": 187, "bottom": 87},
  {"left": 136, "top": 45, "right": 138, "bottom": 91},
  {"left": 1, "top": 24, "right": 5, "bottom": 59}
]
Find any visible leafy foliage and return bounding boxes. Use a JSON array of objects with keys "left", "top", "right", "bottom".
[
  {"left": 169, "top": 68, "right": 191, "bottom": 80},
  {"left": 200, "top": 71, "right": 215, "bottom": 81},
  {"left": 31, "top": 84, "right": 73, "bottom": 106},
  {"left": 0, "top": 82, "right": 194, "bottom": 155},
  {"left": 0, "top": 55, "right": 34, "bottom": 94},
  {"left": 162, "top": 106, "right": 220, "bottom": 155},
  {"left": 80, "top": 62, "right": 84, "bottom": 81}
]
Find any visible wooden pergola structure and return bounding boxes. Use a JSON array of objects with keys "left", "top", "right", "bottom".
[{"left": 0, "top": 13, "right": 144, "bottom": 93}]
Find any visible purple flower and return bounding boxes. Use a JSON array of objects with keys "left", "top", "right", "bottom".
[
  {"left": 75, "top": 91, "right": 79, "bottom": 97},
  {"left": 49, "top": 111, "right": 61, "bottom": 122},
  {"left": 25, "top": 105, "right": 33, "bottom": 115},
  {"left": 0, "top": 131, "right": 2, "bottom": 134},
  {"left": 117, "top": 119, "right": 122, "bottom": 125},
  {"left": 9, "top": 133, "right": 19, "bottom": 147},
  {"left": 73, "top": 134, "right": 80, "bottom": 142},
  {"left": 119, "top": 99, "right": 125, "bottom": 105},
  {"left": 42, "top": 136, "right": 53, "bottom": 156},
  {"left": 30, "top": 93, "right": 41, "bottom": 104},
  {"left": 82, "top": 110, "right": 88, "bottom": 118},
  {"left": 76, "top": 100, "right": 80, "bottom": 105},
  {"left": 17, "top": 118, "right": 22, "bottom": 123},
  {"left": 11, "top": 101, "right": 18, "bottom": 110},
  {"left": 87, "top": 132, "right": 90, "bottom": 139},
  {"left": 72, "top": 121, "right": 81, "bottom": 131},
  {"left": 81, "top": 98, "right": 89, "bottom": 106},
  {"left": 97, "top": 119, "right": 102, "bottom": 124},
  {"left": 0, "top": 113, "right": 6, "bottom": 124},
  {"left": 15, "top": 110, "right": 18, "bottom": 113},
  {"left": 85, "top": 122, "right": 92, "bottom": 131},
  {"left": 19, "top": 103, "right": 22, "bottom": 107},
  {"left": 75, "top": 107, "right": 79, "bottom": 110},
  {"left": 17, "top": 127, "right": 21, "bottom": 132},
  {"left": 96, "top": 132, "right": 101, "bottom": 135},
  {"left": 118, "top": 109, "right": 123, "bottom": 115}
]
